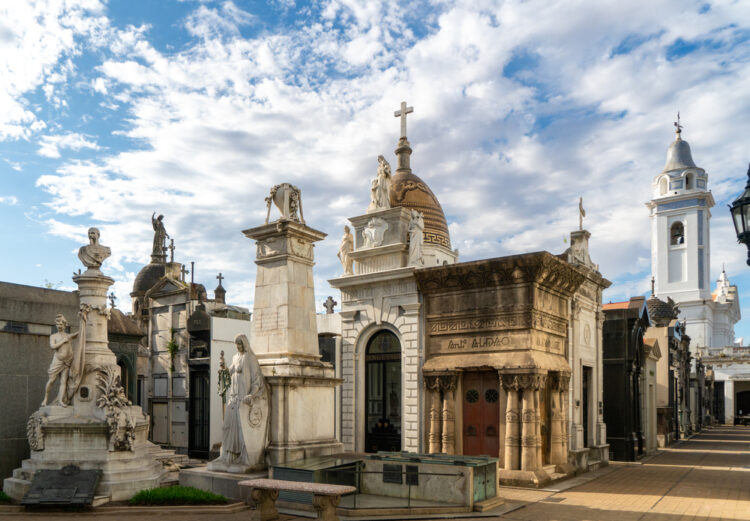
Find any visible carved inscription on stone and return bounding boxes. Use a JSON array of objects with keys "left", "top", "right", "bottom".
[
  {"left": 429, "top": 314, "right": 529, "bottom": 335},
  {"left": 429, "top": 332, "right": 527, "bottom": 355}
]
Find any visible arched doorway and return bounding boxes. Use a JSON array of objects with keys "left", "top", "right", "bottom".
[{"left": 365, "top": 330, "right": 401, "bottom": 452}]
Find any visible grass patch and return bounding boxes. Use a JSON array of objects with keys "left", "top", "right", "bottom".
[
  {"left": 129, "top": 486, "right": 227, "bottom": 506},
  {"left": 0, "top": 491, "right": 11, "bottom": 503}
]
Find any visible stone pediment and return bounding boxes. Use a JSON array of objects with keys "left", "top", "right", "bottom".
[{"left": 145, "top": 277, "right": 186, "bottom": 298}]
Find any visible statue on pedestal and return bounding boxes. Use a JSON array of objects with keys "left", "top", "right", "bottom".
[
  {"left": 408, "top": 210, "right": 424, "bottom": 266},
  {"left": 208, "top": 334, "right": 269, "bottom": 472},
  {"left": 367, "top": 155, "right": 392, "bottom": 212},
  {"left": 265, "top": 183, "right": 304, "bottom": 224},
  {"left": 151, "top": 213, "right": 169, "bottom": 258},
  {"left": 41, "top": 314, "right": 79, "bottom": 407},
  {"left": 337, "top": 226, "right": 354, "bottom": 275},
  {"left": 78, "top": 227, "right": 111, "bottom": 270}
]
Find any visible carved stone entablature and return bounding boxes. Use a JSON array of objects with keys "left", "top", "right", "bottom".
[
  {"left": 501, "top": 373, "right": 547, "bottom": 391},
  {"left": 414, "top": 252, "right": 585, "bottom": 297},
  {"left": 530, "top": 311, "right": 568, "bottom": 335}
]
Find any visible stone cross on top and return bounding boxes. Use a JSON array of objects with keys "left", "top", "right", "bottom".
[
  {"left": 169, "top": 239, "right": 175, "bottom": 263},
  {"left": 323, "top": 296, "right": 337, "bottom": 314},
  {"left": 394, "top": 101, "right": 413, "bottom": 138},
  {"left": 217, "top": 272, "right": 224, "bottom": 286},
  {"left": 180, "top": 264, "right": 189, "bottom": 282},
  {"left": 674, "top": 111, "right": 683, "bottom": 135}
]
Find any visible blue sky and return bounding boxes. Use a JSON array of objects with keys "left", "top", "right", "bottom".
[{"left": 2, "top": 0, "right": 750, "bottom": 344}]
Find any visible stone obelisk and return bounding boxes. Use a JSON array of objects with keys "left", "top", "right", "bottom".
[
  {"left": 243, "top": 183, "right": 343, "bottom": 464},
  {"left": 3, "top": 228, "right": 163, "bottom": 502}
]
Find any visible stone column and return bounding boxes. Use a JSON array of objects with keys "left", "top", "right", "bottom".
[
  {"left": 424, "top": 375, "right": 442, "bottom": 453},
  {"left": 71, "top": 269, "right": 117, "bottom": 409},
  {"left": 535, "top": 388, "right": 543, "bottom": 468},
  {"left": 521, "top": 388, "right": 537, "bottom": 471},
  {"left": 504, "top": 385, "right": 520, "bottom": 470},
  {"left": 440, "top": 374, "right": 457, "bottom": 455},
  {"left": 549, "top": 373, "right": 567, "bottom": 465}
]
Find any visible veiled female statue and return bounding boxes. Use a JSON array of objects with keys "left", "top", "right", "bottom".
[{"left": 208, "top": 334, "right": 269, "bottom": 473}]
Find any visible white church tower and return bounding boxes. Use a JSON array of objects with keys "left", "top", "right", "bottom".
[{"left": 647, "top": 120, "right": 715, "bottom": 350}]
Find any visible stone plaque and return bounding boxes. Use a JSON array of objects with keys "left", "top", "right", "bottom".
[{"left": 22, "top": 465, "right": 101, "bottom": 505}]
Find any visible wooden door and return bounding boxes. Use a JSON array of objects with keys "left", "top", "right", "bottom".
[{"left": 462, "top": 371, "right": 500, "bottom": 457}]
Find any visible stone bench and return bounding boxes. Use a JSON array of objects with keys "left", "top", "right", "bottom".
[{"left": 238, "top": 478, "right": 356, "bottom": 521}]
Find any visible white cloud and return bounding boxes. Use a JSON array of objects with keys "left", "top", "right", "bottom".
[
  {"left": 37, "top": 133, "right": 101, "bottom": 158},
  {"left": 0, "top": 1, "right": 109, "bottom": 140},
  {"left": 14, "top": 0, "right": 750, "bottom": 340},
  {"left": 0, "top": 195, "right": 18, "bottom": 205}
]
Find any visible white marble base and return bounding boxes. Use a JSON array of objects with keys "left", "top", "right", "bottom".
[
  {"left": 3, "top": 405, "right": 165, "bottom": 502},
  {"left": 262, "top": 359, "right": 343, "bottom": 465}
]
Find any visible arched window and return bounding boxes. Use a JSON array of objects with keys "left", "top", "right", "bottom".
[
  {"left": 659, "top": 177, "right": 668, "bottom": 195},
  {"left": 685, "top": 174, "right": 692, "bottom": 189},
  {"left": 670, "top": 222, "right": 685, "bottom": 246}
]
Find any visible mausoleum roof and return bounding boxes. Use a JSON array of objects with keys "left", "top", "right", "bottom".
[
  {"left": 132, "top": 261, "right": 166, "bottom": 295},
  {"left": 389, "top": 170, "right": 451, "bottom": 250},
  {"left": 108, "top": 308, "right": 144, "bottom": 337}
]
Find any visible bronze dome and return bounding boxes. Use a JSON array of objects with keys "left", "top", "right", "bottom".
[{"left": 389, "top": 170, "right": 451, "bottom": 250}]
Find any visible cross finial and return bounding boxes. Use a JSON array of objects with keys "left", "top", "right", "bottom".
[
  {"left": 169, "top": 239, "right": 175, "bottom": 263},
  {"left": 108, "top": 292, "right": 117, "bottom": 308},
  {"left": 674, "top": 112, "right": 683, "bottom": 136},
  {"left": 180, "top": 264, "right": 189, "bottom": 282},
  {"left": 394, "top": 101, "right": 414, "bottom": 139},
  {"left": 216, "top": 272, "right": 224, "bottom": 286},
  {"left": 578, "top": 197, "right": 586, "bottom": 231}
]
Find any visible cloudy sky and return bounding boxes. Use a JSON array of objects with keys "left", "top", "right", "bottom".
[{"left": 2, "top": 0, "right": 750, "bottom": 342}]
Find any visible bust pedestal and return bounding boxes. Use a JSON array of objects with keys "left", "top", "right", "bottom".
[
  {"left": 3, "top": 268, "right": 164, "bottom": 502},
  {"left": 243, "top": 219, "right": 343, "bottom": 464}
]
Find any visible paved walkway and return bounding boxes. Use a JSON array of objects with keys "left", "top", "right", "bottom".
[
  {"left": 3, "top": 427, "right": 749, "bottom": 520},
  {"left": 500, "top": 426, "right": 750, "bottom": 521}
]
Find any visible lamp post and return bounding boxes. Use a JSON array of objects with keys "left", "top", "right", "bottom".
[{"left": 729, "top": 163, "right": 750, "bottom": 266}]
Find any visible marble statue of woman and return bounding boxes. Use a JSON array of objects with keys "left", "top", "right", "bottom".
[
  {"left": 151, "top": 213, "right": 169, "bottom": 257},
  {"left": 367, "top": 155, "right": 392, "bottom": 212},
  {"left": 208, "top": 334, "right": 269, "bottom": 473},
  {"left": 408, "top": 210, "right": 424, "bottom": 267},
  {"left": 337, "top": 226, "right": 354, "bottom": 275}
]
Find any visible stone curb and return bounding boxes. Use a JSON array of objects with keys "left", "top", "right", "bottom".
[{"left": 0, "top": 502, "right": 248, "bottom": 516}]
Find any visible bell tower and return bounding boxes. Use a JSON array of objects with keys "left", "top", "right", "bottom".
[{"left": 647, "top": 119, "right": 715, "bottom": 347}]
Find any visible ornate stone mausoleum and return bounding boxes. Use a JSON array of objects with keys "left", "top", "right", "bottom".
[{"left": 415, "top": 253, "right": 585, "bottom": 486}]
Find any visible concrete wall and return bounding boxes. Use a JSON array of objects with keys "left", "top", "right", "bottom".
[{"left": 0, "top": 282, "right": 79, "bottom": 481}]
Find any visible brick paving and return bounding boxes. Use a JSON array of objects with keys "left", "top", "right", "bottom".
[{"left": 500, "top": 426, "right": 750, "bottom": 521}]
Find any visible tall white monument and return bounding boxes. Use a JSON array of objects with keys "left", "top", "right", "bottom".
[
  {"left": 244, "top": 184, "right": 343, "bottom": 464},
  {"left": 3, "top": 228, "right": 164, "bottom": 502}
]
